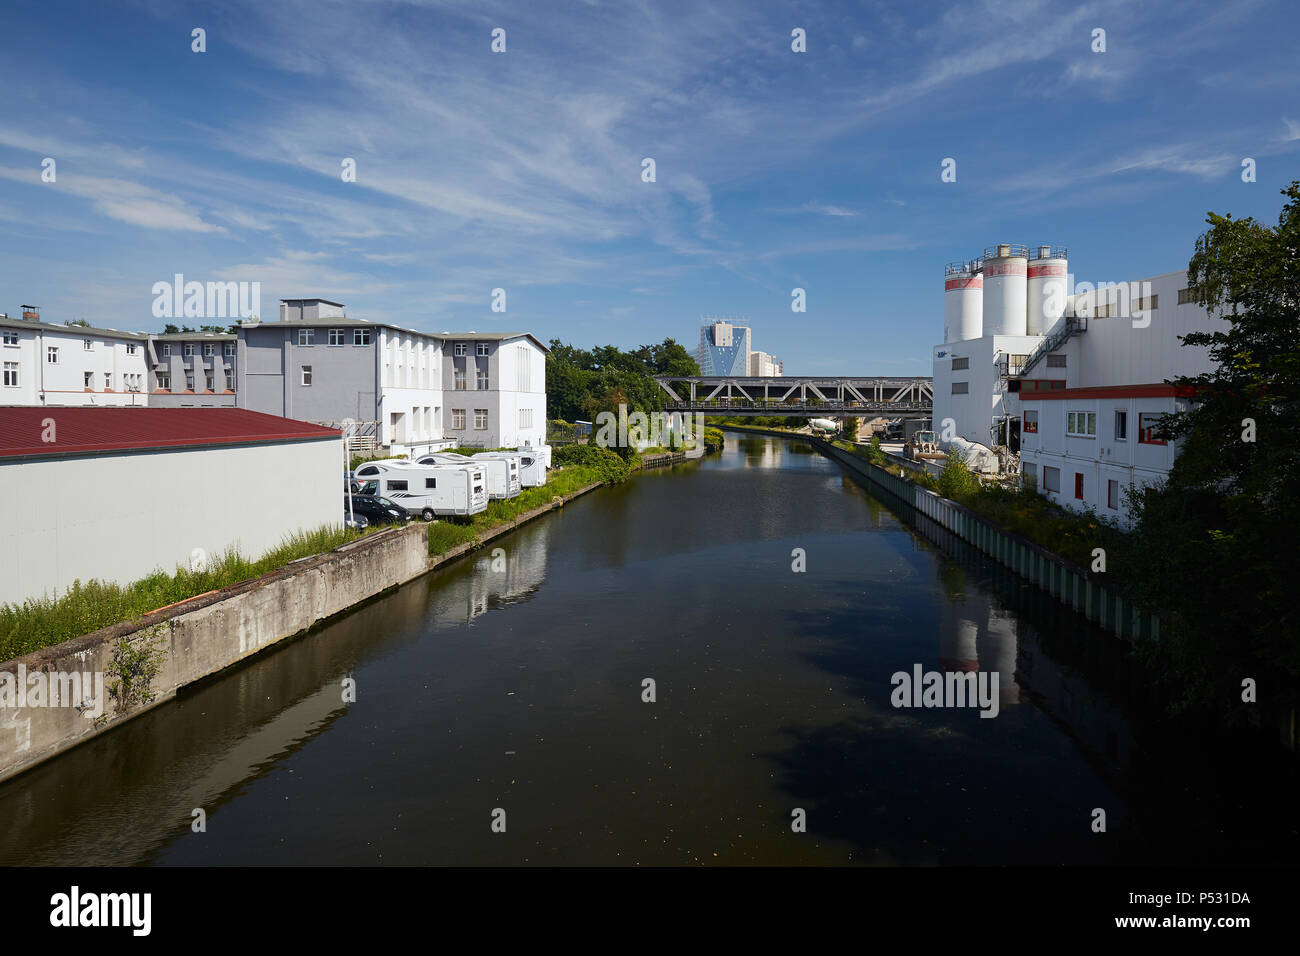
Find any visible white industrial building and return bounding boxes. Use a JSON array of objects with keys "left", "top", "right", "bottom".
[
  {"left": 0, "top": 407, "right": 342, "bottom": 606},
  {"left": 1, "top": 306, "right": 150, "bottom": 406},
  {"left": 932, "top": 246, "right": 1224, "bottom": 523}
]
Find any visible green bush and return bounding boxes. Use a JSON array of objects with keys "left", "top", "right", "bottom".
[
  {"left": 552, "top": 443, "right": 631, "bottom": 484},
  {"left": 937, "top": 449, "right": 980, "bottom": 501}
]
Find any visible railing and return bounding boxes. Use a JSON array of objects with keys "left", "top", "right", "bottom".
[{"left": 1001, "top": 315, "right": 1087, "bottom": 379}]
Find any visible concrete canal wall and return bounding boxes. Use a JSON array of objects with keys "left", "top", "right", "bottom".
[
  {"left": 0, "top": 479, "right": 605, "bottom": 784},
  {"left": 723, "top": 425, "right": 1160, "bottom": 642}
]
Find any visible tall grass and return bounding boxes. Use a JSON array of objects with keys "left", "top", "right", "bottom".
[{"left": 0, "top": 525, "right": 370, "bottom": 662}]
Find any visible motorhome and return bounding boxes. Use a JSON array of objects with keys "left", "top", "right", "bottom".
[
  {"left": 353, "top": 460, "right": 488, "bottom": 519},
  {"left": 416, "top": 453, "right": 520, "bottom": 499},
  {"left": 476, "top": 450, "right": 545, "bottom": 488}
]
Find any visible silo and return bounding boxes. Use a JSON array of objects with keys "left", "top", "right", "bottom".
[
  {"left": 943, "top": 260, "right": 983, "bottom": 342},
  {"left": 982, "top": 243, "right": 1028, "bottom": 336},
  {"left": 1027, "top": 245, "right": 1068, "bottom": 335}
]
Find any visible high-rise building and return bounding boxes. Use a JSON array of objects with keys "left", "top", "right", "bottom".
[{"left": 696, "top": 319, "right": 750, "bottom": 376}]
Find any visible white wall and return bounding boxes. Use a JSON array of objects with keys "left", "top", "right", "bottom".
[
  {"left": 932, "top": 333, "right": 1041, "bottom": 445},
  {"left": 0, "top": 437, "right": 342, "bottom": 605}
]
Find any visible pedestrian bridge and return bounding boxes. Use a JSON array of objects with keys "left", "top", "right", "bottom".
[{"left": 653, "top": 375, "right": 933, "bottom": 417}]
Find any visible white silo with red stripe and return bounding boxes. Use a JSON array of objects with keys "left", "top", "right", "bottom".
[
  {"left": 944, "top": 260, "right": 983, "bottom": 342},
  {"left": 1027, "top": 245, "right": 1069, "bottom": 335},
  {"left": 982, "top": 243, "right": 1029, "bottom": 336}
]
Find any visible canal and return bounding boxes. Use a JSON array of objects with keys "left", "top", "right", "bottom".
[{"left": 1, "top": 434, "right": 1295, "bottom": 865}]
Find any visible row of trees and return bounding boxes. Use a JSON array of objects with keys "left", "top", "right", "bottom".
[{"left": 546, "top": 337, "right": 699, "bottom": 429}]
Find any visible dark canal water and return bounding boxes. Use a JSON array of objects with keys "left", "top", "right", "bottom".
[{"left": 1, "top": 434, "right": 1295, "bottom": 865}]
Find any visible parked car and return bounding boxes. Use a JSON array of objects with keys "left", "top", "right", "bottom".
[
  {"left": 344, "top": 509, "right": 369, "bottom": 531},
  {"left": 346, "top": 494, "right": 411, "bottom": 526}
]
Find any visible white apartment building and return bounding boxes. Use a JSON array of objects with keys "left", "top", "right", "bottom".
[
  {"left": 1, "top": 307, "right": 149, "bottom": 406},
  {"left": 748, "top": 349, "right": 783, "bottom": 377},
  {"left": 931, "top": 247, "right": 1224, "bottom": 524},
  {"left": 439, "top": 333, "right": 548, "bottom": 450}
]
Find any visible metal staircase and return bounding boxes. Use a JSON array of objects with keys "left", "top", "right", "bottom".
[{"left": 998, "top": 315, "right": 1087, "bottom": 379}]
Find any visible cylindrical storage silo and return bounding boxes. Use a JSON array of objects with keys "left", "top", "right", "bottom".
[
  {"left": 944, "top": 261, "right": 983, "bottom": 342},
  {"left": 1027, "top": 245, "right": 1068, "bottom": 336},
  {"left": 982, "top": 243, "right": 1028, "bottom": 336}
]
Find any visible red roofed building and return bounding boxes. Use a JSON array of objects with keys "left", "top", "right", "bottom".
[{"left": 0, "top": 407, "right": 342, "bottom": 606}]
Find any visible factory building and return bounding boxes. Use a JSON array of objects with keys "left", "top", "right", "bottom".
[
  {"left": 931, "top": 245, "right": 1225, "bottom": 523},
  {"left": 0, "top": 407, "right": 342, "bottom": 606}
]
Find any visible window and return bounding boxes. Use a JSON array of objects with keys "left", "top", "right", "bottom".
[
  {"left": 454, "top": 368, "right": 466, "bottom": 390},
  {"left": 224, "top": 342, "right": 236, "bottom": 356},
  {"left": 476, "top": 368, "right": 489, "bottom": 390},
  {"left": 126, "top": 342, "right": 138, "bottom": 354},
  {"left": 203, "top": 343, "right": 214, "bottom": 356},
  {"left": 84, "top": 372, "right": 94, "bottom": 389},
  {"left": 388, "top": 479, "right": 408, "bottom": 492},
  {"left": 425, "top": 477, "right": 437, "bottom": 489},
  {"left": 454, "top": 343, "right": 467, "bottom": 357},
  {"left": 1046, "top": 354, "right": 1067, "bottom": 368},
  {"left": 476, "top": 342, "right": 490, "bottom": 357},
  {"left": 2, "top": 331, "right": 17, "bottom": 346},
  {"left": 1067, "top": 411, "right": 1097, "bottom": 437},
  {"left": 451, "top": 409, "right": 466, "bottom": 429},
  {"left": 1021, "top": 462, "right": 1037, "bottom": 489},
  {"left": 1138, "top": 413, "right": 1167, "bottom": 445},
  {"left": 517, "top": 346, "right": 532, "bottom": 391},
  {"left": 3, "top": 362, "right": 19, "bottom": 387},
  {"left": 298, "top": 329, "right": 314, "bottom": 346},
  {"left": 1114, "top": 410, "right": 1127, "bottom": 441},
  {"left": 157, "top": 373, "right": 171, "bottom": 390},
  {"left": 1095, "top": 301, "right": 1112, "bottom": 318},
  {"left": 47, "top": 346, "right": 59, "bottom": 364},
  {"left": 301, "top": 365, "right": 312, "bottom": 386},
  {"left": 520, "top": 408, "right": 533, "bottom": 428},
  {"left": 83, "top": 339, "right": 93, "bottom": 351},
  {"left": 1177, "top": 287, "right": 1195, "bottom": 305},
  {"left": 205, "top": 372, "right": 214, "bottom": 391},
  {"left": 329, "top": 329, "right": 345, "bottom": 346},
  {"left": 1043, "top": 466, "right": 1061, "bottom": 493},
  {"left": 162, "top": 344, "right": 172, "bottom": 357},
  {"left": 104, "top": 372, "right": 112, "bottom": 390},
  {"left": 1108, "top": 479, "right": 1120, "bottom": 510},
  {"left": 951, "top": 357, "right": 969, "bottom": 370},
  {"left": 184, "top": 344, "right": 195, "bottom": 357},
  {"left": 474, "top": 409, "right": 488, "bottom": 430},
  {"left": 951, "top": 382, "right": 969, "bottom": 395},
  {"left": 185, "top": 373, "right": 195, "bottom": 391},
  {"left": 1074, "top": 473, "right": 1084, "bottom": 500},
  {"left": 353, "top": 329, "right": 371, "bottom": 346},
  {"left": 1133, "top": 294, "right": 1158, "bottom": 312},
  {"left": 1023, "top": 410, "right": 1038, "bottom": 434}
]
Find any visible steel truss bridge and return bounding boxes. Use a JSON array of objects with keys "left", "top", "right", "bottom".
[{"left": 653, "top": 376, "right": 933, "bottom": 417}]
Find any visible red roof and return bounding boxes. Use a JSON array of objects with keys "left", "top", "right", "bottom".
[{"left": 0, "top": 407, "right": 339, "bottom": 460}]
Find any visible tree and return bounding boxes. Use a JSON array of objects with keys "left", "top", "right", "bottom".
[{"left": 1127, "top": 181, "right": 1300, "bottom": 716}]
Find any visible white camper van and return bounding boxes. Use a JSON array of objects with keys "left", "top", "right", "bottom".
[
  {"left": 417, "top": 453, "right": 520, "bottom": 500},
  {"left": 486, "top": 450, "right": 546, "bottom": 488},
  {"left": 353, "top": 460, "right": 488, "bottom": 519}
]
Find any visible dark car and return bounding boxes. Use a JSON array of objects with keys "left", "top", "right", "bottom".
[{"left": 346, "top": 494, "right": 410, "bottom": 526}]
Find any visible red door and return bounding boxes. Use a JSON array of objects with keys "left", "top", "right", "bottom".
[{"left": 1074, "top": 473, "right": 1084, "bottom": 499}]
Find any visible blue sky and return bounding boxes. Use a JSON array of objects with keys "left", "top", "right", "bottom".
[{"left": 1, "top": 0, "right": 1297, "bottom": 374}]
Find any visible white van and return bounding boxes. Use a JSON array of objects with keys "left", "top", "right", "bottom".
[
  {"left": 353, "top": 460, "right": 488, "bottom": 519},
  {"left": 488, "top": 450, "right": 546, "bottom": 488},
  {"left": 417, "top": 453, "right": 520, "bottom": 500},
  {"left": 470, "top": 453, "right": 527, "bottom": 495}
]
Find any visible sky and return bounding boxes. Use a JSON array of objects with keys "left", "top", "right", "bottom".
[{"left": 0, "top": 0, "right": 1297, "bottom": 375}]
